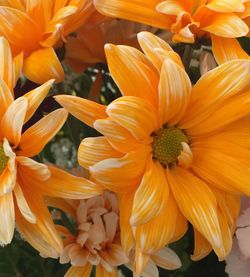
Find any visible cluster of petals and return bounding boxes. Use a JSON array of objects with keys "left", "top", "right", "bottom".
[
  {"left": 56, "top": 31, "right": 250, "bottom": 273},
  {"left": 94, "top": 0, "right": 250, "bottom": 64},
  {"left": 0, "top": 0, "right": 101, "bottom": 84},
  {"left": 0, "top": 36, "right": 103, "bottom": 258}
]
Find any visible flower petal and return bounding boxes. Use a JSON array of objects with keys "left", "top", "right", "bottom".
[
  {"left": 55, "top": 95, "right": 107, "bottom": 128},
  {"left": 0, "top": 192, "right": 15, "bottom": 244},
  {"left": 0, "top": 167, "right": 16, "bottom": 196},
  {"left": 131, "top": 159, "right": 169, "bottom": 225},
  {"left": 207, "top": 0, "right": 245, "bottom": 13},
  {"left": 0, "top": 78, "right": 13, "bottom": 122},
  {"left": 78, "top": 137, "right": 123, "bottom": 169},
  {"left": 105, "top": 44, "right": 159, "bottom": 106},
  {"left": 1, "top": 97, "right": 28, "bottom": 147},
  {"left": 90, "top": 146, "right": 150, "bottom": 193},
  {"left": 65, "top": 265, "right": 92, "bottom": 277},
  {"left": 96, "top": 265, "right": 118, "bottom": 277},
  {"left": 18, "top": 108, "right": 68, "bottom": 157},
  {"left": 166, "top": 167, "right": 226, "bottom": 259},
  {"left": 191, "top": 229, "right": 213, "bottom": 261},
  {"left": 107, "top": 96, "right": 158, "bottom": 143},
  {"left": 211, "top": 35, "right": 249, "bottom": 65},
  {"left": 23, "top": 47, "right": 64, "bottom": 84},
  {"left": 159, "top": 59, "right": 191, "bottom": 126}
]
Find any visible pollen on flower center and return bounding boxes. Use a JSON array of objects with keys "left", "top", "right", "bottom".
[
  {"left": 152, "top": 127, "right": 189, "bottom": 167},
  {"left": 0, "top": 143, "right": 8, "bottom": 175}
]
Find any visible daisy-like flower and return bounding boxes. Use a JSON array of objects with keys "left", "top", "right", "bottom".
[
  {"left": 0, "top": 36, "right": 103, "bottom": 257},
  {"left": 0, "top": 0, "right": 98, "bottom": 84},
  {"left": 94, "top": 0, "right": 250, "bottom": 64},
  {"left": 51, "top": 191, "right": 181, "bottom": 277},
  {"left": 55, "top": 31, "right": 249, "bottom": 273},
  {"left": 66, "top": 18, "right": 171, "bottom": 72}
]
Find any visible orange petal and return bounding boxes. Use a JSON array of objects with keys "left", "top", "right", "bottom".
[
  {"left": 1, "top": 97, "right": 28, "bottom": 147},
  {"left": 180, "top": 59, "right": 250, "bottom": 129},
  {"left": 0, "top": 192, "right": 14, "bottom": 244},
  {"left": 156, "top": 0, "right": 192, "bottom": 15},
  {"left": 23, "top": 47, "right": 64, "bottom": 84},
  {"left": 13, "top": 52, "right": 23, "bottom": 88},
  {"left": 191, "top": 229, "right": 213, "bottom": 261},
  {"left": 78, "top": 137, "right": 123, "bottom": 169},
  {"left": 33, "top": 165, "right": 103, "bottom": 199},
  {"left": 14, "top": 182, "right": 36, "bottom": 224},
  {"left": 55, "top": 95, "right": 107, "bottom": 128},
  {"left": 96, "top": 265, "right": 119, "bottom": 277},
  {"left": 94, "top": 118, "right": 143, "bottom": 153},
  {"left": 131, "top": 160, "right": 169, "bottom": 225},
  {"left": 0, "top": 78, "right": 13, "bottom": 121},
  {"left": 94, "top": 0, "right": 173, "bottom": 29},
  {"left": 90, "top": 146, "right": 150, "bottom": 193},
  {"left": 211, "top": 35, "right": 249, "bottom": 64},
  {"left": 206, "top": 0, "right": 245, "bottom": 13},
  {"left": 105, "top": 44, "right": 159, "bottom": 106},
  {"left": 166, "top": 167, "right": 226, "bottom": 259},
  {"left": 65, "top": 265, "right": 92, "bottom": 277},
  {"left": 107, "top": 96, "right": 158, "bottom": 143},
  {"left": 24, "top": 79, "right": 55, "bottom": 123},
  {"left": 45, "top": 197, "right": 76, "bottom": 218},
  {"left": 18, "top": 108, "right": 68, "bottom": 157},
  {"left": 0, "top": 167, "right": 16, "bottom": 196},
  {"left": 159, "top": 59, "right": 191, "bottom": 126}
]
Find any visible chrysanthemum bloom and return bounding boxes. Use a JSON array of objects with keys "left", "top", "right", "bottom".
[
  {"left": 0, "top": 37, "right": 103, "bottom": 257},
  {"left": 0, "top": 0, "right": 99, "bottom": 84},
  {"left": 66, "top": 18, "right": 171, "bottom": 72},
  {"left": 55, "top": 31, "right": 249, "bottom": 271},
  {"left": 52, "top": 191, "right": 181, "bottom": 276},
  {"left": 94, "top": 0, "right": 250, "bottom": 64}
]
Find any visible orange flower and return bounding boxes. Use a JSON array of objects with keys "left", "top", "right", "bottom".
[
  {"left": 0, "top": 36, "right": 103, "bottom": 257},
  {"left": 0, "top": 0, "right": 98, "bottom": 84},
  {"left": 55, "top": 31, "right": 249, "bottom": 272},
  {"left": 51, "top": 191, "right": 181, "bottom": 276},
  {"left": 94, "top": 0, "right": 250, "bottom": 64},
  {"left": 66, "top": 18, "right": 171, "bottom": 72}
]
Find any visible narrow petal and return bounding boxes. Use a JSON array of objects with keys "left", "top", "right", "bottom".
[
  {"left": 96, "top": 265, "right": 119, "bottom": 277},
  {"left": 131, "top": 160, "right": 169, "bottom": 225},
  {"left": 55, "top": 95, "right": 107, "bottom": 128},
  {"left": 1, "top": 97, "right": 28, "bottom": 147},
  {"left": 0, "top": 192, "right": 14, "bottom": 244},
  {"left": 24, "top": 79, "right": 55, "bottom": 123},
  {"left": 105, "top": 44, "right": 159, "bottom": 106},
  {"left": 0, "top": 78, "right": 13, "bottom": 122},
  {"left": 65, "top": 265, "right": 92, "bottom": 277},
  {"left": 159, "top": 59, "right": 191, "bottom": 126},
  {"left": 211, "top": 35, "right": 249, "bottom": 65},
  {"left": 23, "top": 48, "right": 64, "bottom": 84},
  {"left": 18, "top": 108, "right": 68, "bottom": 157},
  {"left": 94, "top": 118, "right": 143, "bottom": 153},
  {"left": 94, "top": 0, "right": 173, "bottom": 29},
  {"left": 179, "top": 59, "right": 250, "bottom": 129},
  {"left": 166, "top": 167, "right": 225, "bottom": 259},
  {"left": 0, "top": 167, "right": 16, "bottom": 196},
  {"left": 14, "top": 182, "right": 36, "bottom": 224},
  {"left": 31, "top": 165, "right": 103, "bottom": 199},
  {"left": 45, "top": 197, "right": 76, "bottom": 217},
  {"left": 90, "top": 146, "right": 150, "bottom": 193},
  {"left": 191, "top": 229, "right": 213, "bottom": 261},
  {"left": 151, "top": 247, "right": 182, "bottom": 270},
  {"left": 78, "top": 137, "right": 122, "bottom": 169},
  {"left": 106, "top": 96, "right": 158, "bottom": 143},
  {"left": 13, "top": 52, "right": 23, "bottom": 88}
]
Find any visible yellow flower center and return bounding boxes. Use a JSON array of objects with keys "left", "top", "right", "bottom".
[
  {"left": 152, "top": 127, "right": 189, "bottom": 167},
  {"left": 0, "top": 143, "right": 8, "bottom": 175}
]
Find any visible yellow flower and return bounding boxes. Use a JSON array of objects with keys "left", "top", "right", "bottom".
[
  {"left": 50, "top": 191, "right": 181, "bottom": 277},
  {"left": 0, "top": 0, "right": 97, "bottom": 84},
  {"left": 0, "top": 37, "right": 103, "bottom": 257},
  {"left": 55, "top": 31, "right": 248, "bottom": 272},
  {"left": 94, "top": 0, "right": 250, "bottom": 64}
]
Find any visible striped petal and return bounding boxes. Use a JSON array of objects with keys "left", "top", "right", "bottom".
[
  {"left": 131, "top": 159, "right": 169, "bottom": 225},
  {"left": 191, "top": 229, "right": 213, "bottom": 261},
  {"left": 166, "top": 167, "right": 226, "bottom": 259},
  {"left": 55, "top": 95, "right": 107, "bottom": 128},
  {"left": 23, "top": 47, "right": 64, "bottom": 84},
  {"left": 105, "top": 44, "right": 159, "bottom": 106},
  {"left": 159, "top": 59, "right": 191, "bottom": 126},
  {"left": 0, "top": 78, "right": 13, "bottom": 121},
  {"left": 206, "top": 0, "right": 245, "bottom": 12},
  {"left": 90, "top": 146, "right": 150, "bottom": 193},
  {"left": 78, "top": 137, "right": 122, "bottom": 169},
  {"left": 211, "top": 35, "right": 249, "bottom": 65},
  {"left": 18, "top": 109, "right": 68, "bottom": 157},
  {"left": 107, "top": 96, "right": 158, "bottom": 143},
  {"left": 1, "top": 97, "right": 28, "bottom": 147},
  {"left": 0, "top": 192, "right": 15, "bottom": 244}
]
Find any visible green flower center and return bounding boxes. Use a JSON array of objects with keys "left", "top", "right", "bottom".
[
  {"left": 152, "top": 127, "right": 189, "bottom": 167},
  {"left": 0, "top": 143, "right": 8, "bottom": 175}
]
